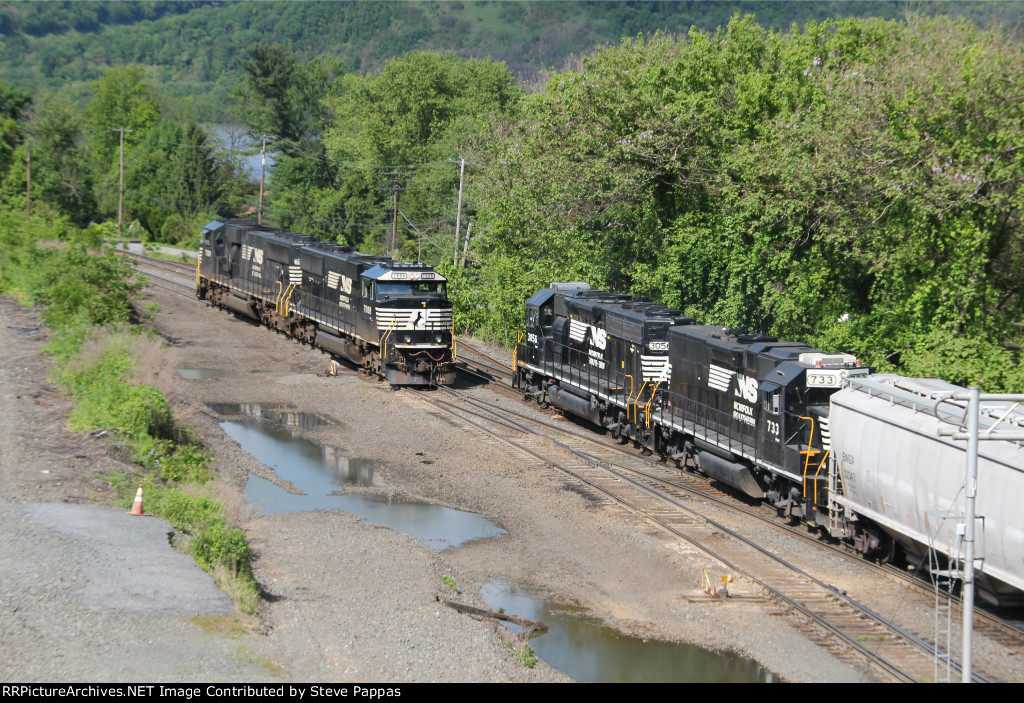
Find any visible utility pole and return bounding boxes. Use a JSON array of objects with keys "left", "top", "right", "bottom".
[
  {"left": 379, "top": 170, "right": 412, "bottom": 258},
  {"left": 461, "top": 221, "right": 472, "bottom": 267},
  {"left": 258, "top": 134, "right": 267, "bottom": 225},
  {"left": 25, "top": 143, "right": 30, "bottom": 215},
  {"left": 113, "top": 128, "right": 133, "bottom": 235},
  {"left": 449, "top": 156, "right": 465, "bottom": 266}
]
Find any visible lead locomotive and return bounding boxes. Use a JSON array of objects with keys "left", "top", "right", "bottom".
[{"left": 196, "top": 219, "right": 454, "bottom": 385}]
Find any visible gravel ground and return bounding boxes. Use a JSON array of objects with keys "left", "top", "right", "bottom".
[{"left": 7, "top": 280, "right": 1017, "bottom": 683}]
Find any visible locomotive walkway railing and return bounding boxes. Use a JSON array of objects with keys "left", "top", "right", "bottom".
[{"left": 516, "top": 339, "right": 760, "bottom": 462}]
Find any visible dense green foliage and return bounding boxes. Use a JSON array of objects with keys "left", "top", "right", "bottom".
[
  {"left": 3, "top": 2, "right": 1020, "bottom": 122},
  {"left": 462, "top": 15, "right": 1024, "bottom": 390},
  {"left": 264, "top": 50, "right": 521, "bottom": 253},
  {"left": 1, "top": 8, "right": 1021, "bottom": 397},
  {"left": 0, "top": 68, "right": 246, "bottom": 234},
  {"left": 0, "top": 211, "right": 142, "bottom": 353}
]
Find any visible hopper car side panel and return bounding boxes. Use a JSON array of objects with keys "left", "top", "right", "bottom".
[{"left": 829, "top": 376, "right": 1024, "bottom": 600}]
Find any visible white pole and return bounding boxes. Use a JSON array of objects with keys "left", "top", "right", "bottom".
[
  {"left": 258, "top": 134, "right": 267, "bottom": 225},
  {"left": 961, "top": 386, "right": 979, "bottom": 683},
  {"left": 452, "top": 156, "right": 464, "bottom": 266}
]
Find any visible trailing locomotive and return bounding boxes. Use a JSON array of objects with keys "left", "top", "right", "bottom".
[
  {"left": 196, "top": 218, "right": 455, "bottom": 385},
  {"left": 514, "top": 282, "right": 1024, "bottom": 603},
  {"left": 514, "top": 282, "right": 867, "bottom": 524}
]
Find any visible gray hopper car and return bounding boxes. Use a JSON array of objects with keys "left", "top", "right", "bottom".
[{"left": 828, "top": 375, "right": 1024, "bottom": 604}]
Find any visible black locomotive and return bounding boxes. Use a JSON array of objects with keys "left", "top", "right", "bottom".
[
  {"left": 196, "top": 218, "right": 455, "bottom": 385},
  {"left": 513, "top": 282, "right": 869, "bottom": 525}
]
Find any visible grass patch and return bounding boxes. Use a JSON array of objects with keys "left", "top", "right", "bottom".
[
  {"left": 108, "top": 468, "right": 260, "bottom": 615},
  {"left": 191, "top": 612, "right": 252, "bottom": 637},
  {"left": 232, "top": 644, "right": 285, "bottom": 677},
  {"left": 510, "top": 641, "right": 537, "bottom": 669},
  {"left": 145, "top": 248, "right": 198, "bottom": 264},
  {"left": 0, "top": 210, "right": 260, "bottom": 615}
]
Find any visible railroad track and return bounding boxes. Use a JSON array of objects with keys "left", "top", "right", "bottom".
[
  {"left": 407, "top": 383, "right": 1014, "bottom": 682},
  {"left": 116, "top": 250, "right": 201, "bottom": 301},
  {"left": 453, "top": 337, "right": 515, "bottom": 384},
  {"left": 127, "top": 251, "right": 1023, "bottom": 680},
  {"left": 449, "top": 343, "right": 1024, "bottom": 677}
]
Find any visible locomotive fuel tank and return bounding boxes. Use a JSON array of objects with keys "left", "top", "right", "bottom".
[{"left": 829, "top": 374, "right": 1024, "bottom": 603}]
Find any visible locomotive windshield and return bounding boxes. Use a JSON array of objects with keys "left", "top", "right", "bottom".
[{"left": 376, "top": 281, "right": 447, "bottom": 298}]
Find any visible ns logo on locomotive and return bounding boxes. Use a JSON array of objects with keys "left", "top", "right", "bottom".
[
  {"left": 514, "top": 283, "right": 1024, "bottom": 605},
  {"left": 196, "top": 219, "right": 455, "bottom": 386}
]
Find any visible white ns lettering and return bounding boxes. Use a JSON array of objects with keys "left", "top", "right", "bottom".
[{"left": 734, "top": 374, "right": 758, "bottom": 403}]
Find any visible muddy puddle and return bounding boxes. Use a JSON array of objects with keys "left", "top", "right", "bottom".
[
  {"left": 209, "top": 403, "right": 505, "bottom": 551},
  {"left": 480, "top": 578, "right": 775, "bottom": 683},
  {"left": 177, "top": 368, "right": 227, "bottom": 379}
]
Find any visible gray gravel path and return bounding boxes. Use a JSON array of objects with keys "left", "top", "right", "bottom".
[{"left": 0, "top": 498, "right": 273, "bottom": 682}]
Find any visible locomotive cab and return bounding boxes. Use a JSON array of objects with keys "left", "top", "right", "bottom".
[
  {"left": 761, "top": 352, "right": 868, "bottom": 522},
  {"left": 361, "top": 263, "right": 454, "bottom": 386}
]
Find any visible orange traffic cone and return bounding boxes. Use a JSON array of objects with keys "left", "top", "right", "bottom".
[{"left": 129, "top": 485, "right": 144, "bottom": 515}]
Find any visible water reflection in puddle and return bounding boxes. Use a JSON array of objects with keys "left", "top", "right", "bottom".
[
  {"left": 218, "top": 418, "right": 505, "bottom": 551},
  {"left": 206, "top": 402, "right": 329, "bottom": 430},
  {"left": 480, "top": 579, "right": 775, "bottom": 683}
]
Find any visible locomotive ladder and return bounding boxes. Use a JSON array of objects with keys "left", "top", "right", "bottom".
[{"left": 826, "top": 452, "right": 846, "bottom": 540}]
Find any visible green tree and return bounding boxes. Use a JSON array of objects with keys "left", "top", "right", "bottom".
[
  {"left": 232, "top": 42, "right": 330, "bottom": 150},
  {"left": 309, "top": 51, "right": 521, "bottom": 254},
  {"left": 86, "top": 66, "right": 161, "bottom": 219},
  {"left": 124, "top": 120, "right": 228, "bottom": 243},
  {"left": 466, "top": 14, "right": 1024, "bottom": 389},
  {"left": 0, "top": 79, "right": 31, "bottom": 178},
  {"left": 19, "top": 96, "right": 95, "bottom": 223}
]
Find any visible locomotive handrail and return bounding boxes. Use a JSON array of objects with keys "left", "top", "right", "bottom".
[
  {"left": 380, "top": 318, "right": 397, "bottom": 362},
  {"left": 634, "top": 381, "right": 648, "bottom": 424},
  {"left": 624, "top": 375, "right": 635, "bottom": 421},
  {"left": 512, "top": 328, "right": 522, "bottom": 369},
  {"left": 798, "top": 415, "right": 824, "bottom": 501},
  {"left": 644, "top": 381, "right": 662, "bottom": 429},
  {"left": 283, "top": 283, "right": 296, "bottom": 316}
]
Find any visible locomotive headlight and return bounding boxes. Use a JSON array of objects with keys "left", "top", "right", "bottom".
[
  {"left": 434, "top": 335, "right": 443, "bottom": 344},
  {"left": 403, "top": 335, "right": 412, "bottom": 344}
]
